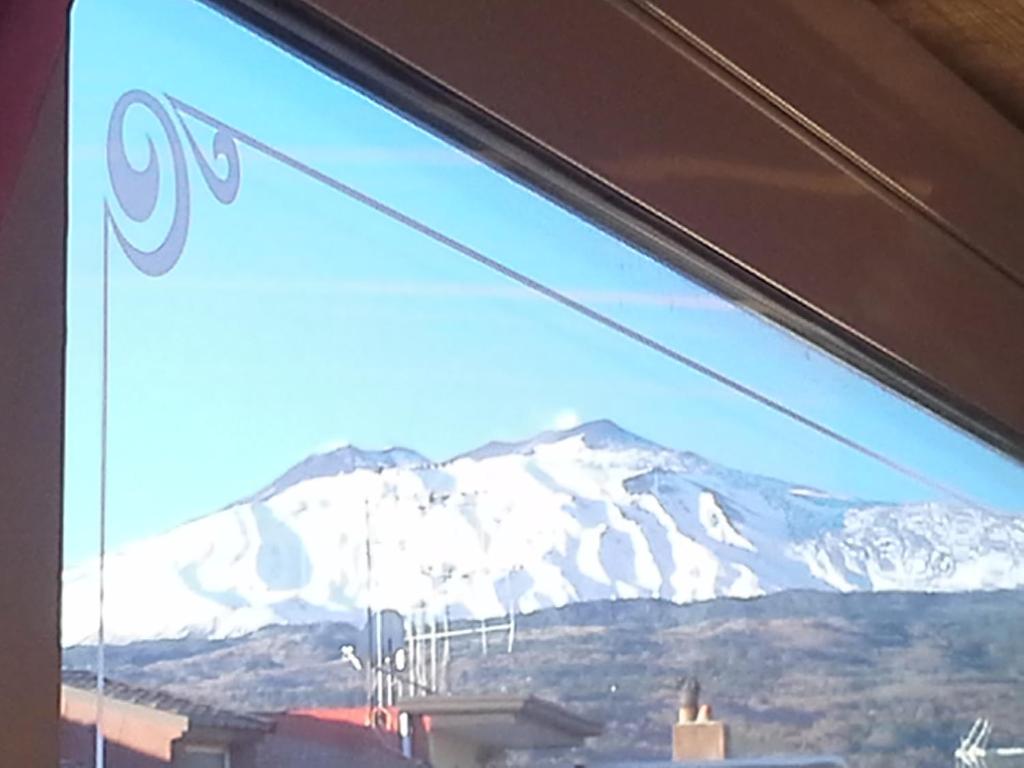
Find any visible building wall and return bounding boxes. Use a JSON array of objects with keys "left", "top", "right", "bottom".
[
  {"left": 251, "top": 733, "right": 365, "bottom": 768},
  {"left": 250, "top": 731, "right": 416, "bottom": 768},
  {"left": 251, "top": 713, "right": 412, "bottom": 768},
  {"left": 426, "top": 731, "right": 485, "bottom": 768},
  {"left": 672, "top": 721, "right": 728, "bottom": 761},
  {"left": 62, "top": 719, "right": 180, "bottom": 768},
  {"left": 61, "top": 687, "right": 188, "bottom": 766}
]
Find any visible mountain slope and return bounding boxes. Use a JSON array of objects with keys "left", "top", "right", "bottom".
[{"left": 62, "top": 421, "right": 1024, "bottom": 644}]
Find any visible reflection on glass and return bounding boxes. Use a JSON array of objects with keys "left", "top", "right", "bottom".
[{"left": 63, "top": 1, "right": 1024, "bottom": 767}]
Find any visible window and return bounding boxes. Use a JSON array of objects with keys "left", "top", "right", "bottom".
[
  {"left": 176, "top": 745, "right": 229, "bottom": 768},
  {"left": 63, "top": 1, "right": 1024, "bottom": 768}
]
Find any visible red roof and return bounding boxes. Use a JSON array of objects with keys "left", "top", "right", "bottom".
[
  {"left": 272, "top": 707, "right": 417, "bottom": 766},
  {"left": 287, "top": 706, "right": 402, "bottom": 733}
]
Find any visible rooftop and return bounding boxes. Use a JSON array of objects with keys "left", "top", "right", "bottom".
[
  {"left": 596, "top": 759, "right": 845, "bottom": 768},
  {"left": 61, "top": 669, "right": 272, "bottom": 733},
  {"left": 399, "top": 694, "right": 603, "bottom": 750},
  {"left": 271, "top": 711, "right": 414, "bottom": 767}
]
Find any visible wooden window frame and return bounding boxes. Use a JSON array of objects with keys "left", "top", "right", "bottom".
[{"left": 2, "top": 0, "right": 1022, "bottom": 763}]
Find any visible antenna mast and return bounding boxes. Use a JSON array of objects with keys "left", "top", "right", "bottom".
[
  {"left": 956, "top": 718, "right": 1024, "bottom": 768},
  {"left": 403, "top": 566, "right": 518, "bottom": 698}
]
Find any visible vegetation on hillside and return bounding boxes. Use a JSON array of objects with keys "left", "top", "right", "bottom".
[{"left": 64, "top": 590, "right": 1024, "bottom": 768}]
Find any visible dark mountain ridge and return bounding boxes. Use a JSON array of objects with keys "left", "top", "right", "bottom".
[{"left": 64, "top": 589, "right": 1024, "bottom": 768}]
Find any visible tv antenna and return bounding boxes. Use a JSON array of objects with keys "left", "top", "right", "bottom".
[
  {"left": 402, "top": 563, "right": 517, "bottom": 698},
  {"left": 353, "top": 481, "right": 519, "bottom": 705},
  {"left": 956, "top": 718, "right": 1024, "bottom": 768},
  {"left": 340, "top": 643, "right": 363, "bottom": 672}
]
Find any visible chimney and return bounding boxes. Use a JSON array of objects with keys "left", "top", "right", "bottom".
[{"left": 672, "top": 677, "right": 728, "bottom": 761}]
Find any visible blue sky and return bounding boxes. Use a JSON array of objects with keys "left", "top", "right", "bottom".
[{"left": 65, "top": 0, "right": 1024, "bottom": 567}]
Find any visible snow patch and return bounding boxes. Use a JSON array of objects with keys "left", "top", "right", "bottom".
[
  {"left": 698, "top": 491, "right": 756, "bottom": 552},
  {"left": 61, "top": 420, "right": 1024, "bottom": 645}
]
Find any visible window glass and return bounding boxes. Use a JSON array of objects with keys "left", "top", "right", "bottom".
[
  {"left": 65, "top": 1, "right": 1024, "bottom": 768},
  {"left": 177, "top": 747, "right": 228, "bottom": 768}
]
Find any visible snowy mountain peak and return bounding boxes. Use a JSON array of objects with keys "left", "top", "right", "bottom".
[
  {"left": 61, "top": 421, "right": 1024, "bottom": 645},
  {"left": 251, "top": 445, "right": 430, "bottom": 501},
  {"left": 564, "top": 419, "right": 667, "bottom": 451},
  {"left": 454, "top": 418, "right": 672, "bottom": 462}
]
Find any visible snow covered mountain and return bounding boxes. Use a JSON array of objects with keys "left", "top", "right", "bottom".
[{"left": 62, "top": 420, "right": 1024, "bottom": 645}]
